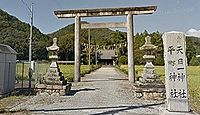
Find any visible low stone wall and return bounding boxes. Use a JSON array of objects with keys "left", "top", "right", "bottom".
[
  {"left": 35, "top": 83, "right": 71, "bottom": 96},
  {"left": 134, "top": 86, "right": 165, "bottom": 100}
]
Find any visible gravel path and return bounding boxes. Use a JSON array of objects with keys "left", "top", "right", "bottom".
[{"left": 10, "top": 66, "right": 164, "bottom": 115}]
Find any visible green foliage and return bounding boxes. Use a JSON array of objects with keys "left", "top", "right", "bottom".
[
  {"left": 0, "top": 9, "right": 49, "bottom": 60},
  {"left": 134, "top": 31, "right": 198, "bottom": 66},
  {"left": 110, "top": 31, "right": 126, "bottom": 44},
  {"left": 187, "top": 36, "right": 200, "bottom": 55},
  {"left": 16, "top": 63, "right": 49, "bottom": 80},
  {"left": 134, "top": 31, "right": 164, "bottom": 65},
  {"left": 119, "top": 65, "right": 200, "bottom": 113},
  {"left": 1, "top": 9, "right": 199, "bottom": 65},
  {"left": 16, "top": 63, "right": 101, "bottom": 82},
  {"left": 57, "top": 34, "right": 74, "bottom": 61},
  {"left": 118, "top": 55, "right": 128, "bottom": 65},
  {"left": 49, "top": 22, "right": 127, "bottom": 62},
  {"left": 0, "top": 96, "right": 25, "bottom": 112},
  {"left": 56, "top": 64, "right": 101, "bottom": 82},
  {"left": 155, "top": 55, "right": 164, "bottom": 65},
  {"left": 186, "top": 38, "right": 197, "bottom": 65},
  {"left": 189, "top": 56, "right": 200, "bottom": 66}
]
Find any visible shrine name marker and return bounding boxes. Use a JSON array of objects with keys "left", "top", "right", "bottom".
[{"left": 162, "top": 31, "right": 189, "bottom": 112}]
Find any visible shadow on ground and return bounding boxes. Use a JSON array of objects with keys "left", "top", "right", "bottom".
[
  {"left": 66, "top": 88, "right": 98, "bottom": 96},
  {"left": 82, "top": 78, "right": 128, "bottom": 83},
  {"left": 11, "top": 88, "right": 37, "bottom": 96},
  {"left": 24, "top": 102, "right": 164, "bottom": 114}
]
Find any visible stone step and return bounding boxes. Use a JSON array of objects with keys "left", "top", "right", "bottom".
[
  {"left": 45, "top": 76, "right": 65, "bottom": 81},
  {"left": 45, "top": 80, "right": 66, "bottom": 85}
]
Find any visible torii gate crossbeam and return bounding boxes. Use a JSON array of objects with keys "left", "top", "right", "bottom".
[{"left": 54, "top": 6, "right": 157, "bottom": 83}]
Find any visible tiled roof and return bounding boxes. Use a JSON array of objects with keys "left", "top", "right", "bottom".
[{"left": 98, "top": 50, "right": 116, "bottom": 59}]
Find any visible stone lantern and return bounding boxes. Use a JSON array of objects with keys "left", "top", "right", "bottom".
[
  {"left": 133, "top": 36, "right": 165, "bottom": 100},
  {"left": 139, "top": 36, "right": 158, "bottom": 82},
  {"left": 35, "top": 38, "right": 71, "bottom": 96},
  {"left": 46, "top": 37, "right": 59, "bottom": 68}
]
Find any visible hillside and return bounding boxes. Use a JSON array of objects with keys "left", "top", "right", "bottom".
[
  {"left": 49, "top": 22, "right": 127, "bottom": 45},
  {"left": 0, "top": 8, "right": 127, "bottom": 61},
  {"left": 48, "top": 22, "right": 127, "bottom": 61},
  {"left": 0, "top": 9, "right": 199, "bottom": 65},
  {"left": 187, "top": 36, "right": 200, "bottom": 55},
  {"left": 0, "top": 9, "right": 50, "bottom": 60}
]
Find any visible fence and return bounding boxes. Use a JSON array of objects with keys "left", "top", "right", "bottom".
[
  {"left": 15, "top": 60, "right": 75, "bottom": 88},
  {"left": 15, "top": 61, "right": 49, "bottom": 88}
]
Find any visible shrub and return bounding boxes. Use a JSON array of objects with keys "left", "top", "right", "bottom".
[
  {"left": 119, "top": 55, "right": 128, "bottom": 65},
  {"left": 189, "top": 56, "right": 200, "bottom": 66}
]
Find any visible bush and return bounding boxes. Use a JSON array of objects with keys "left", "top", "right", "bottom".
[
  {"left": 189, "top": 56, "right": 200, "bottom": 66},
  {"left": 67, "top": 76, "right": 74, "bottom": 82},
  {"left": 119, "top": 55, "right": 128, "bottom": 65}
]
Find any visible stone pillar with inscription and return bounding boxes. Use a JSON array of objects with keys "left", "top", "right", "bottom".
[
  {"left": 35, "top": 38, "right": 71, "bottom": 96},
  {"left": 160, "top": 31, "right": 194, "bottom": 114}
]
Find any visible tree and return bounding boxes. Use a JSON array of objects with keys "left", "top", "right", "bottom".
[
  {"left": 0, "top": 9, "right": 49, "bottom": 60},
  {"left": 1, "top": 9, "right": 200, "bottom": 63},
  {"left": 186, "top": 38, "right": 197, "bottom": 65},
  {"left": 189, "top": 56, "right": 200, "bottom": 66},
  {"left": 119, "top": 55, "right": 128, "bottom": 65}
]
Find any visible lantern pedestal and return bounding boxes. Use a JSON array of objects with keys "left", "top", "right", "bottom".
[
  {"left": 133, "top": 36, "right": 165, "bottom": 100},
  {"left": 35, "top": 38, "right": 71, "bottom": 96}
]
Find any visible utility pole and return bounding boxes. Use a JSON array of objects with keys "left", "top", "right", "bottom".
[
  {"left": 95, "top": 45, "right": 97, "bottom": 65},
  {"left": 88, "top": 29, "right": 91, "bottom": 65},
  {"left": 28, "top": 3, "right": 33, "bottom": 89},
  {"left": 20, "top": 0, "right": 33, "bottom": 88}
]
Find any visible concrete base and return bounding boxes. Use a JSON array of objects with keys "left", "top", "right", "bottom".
[{"left": 159, "top": 107, "right": 197, "bottom": 115}]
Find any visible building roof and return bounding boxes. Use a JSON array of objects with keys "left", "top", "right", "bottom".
[
  {"left": 0, "top": 44, "right": 17, "bottom": 54},
  {"left": 98, "top": 50, "right": 116, "bottom": 60}
]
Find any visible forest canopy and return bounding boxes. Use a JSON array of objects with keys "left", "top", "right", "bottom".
[{"left": 0, "top": 9, "right": 200, "bottom": 65}]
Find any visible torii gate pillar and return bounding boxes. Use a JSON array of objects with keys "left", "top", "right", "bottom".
[
  {"left": 74, "top": 16, "right": 81, "bottom": 82},
  {"left": 127, "top": 13, "right": 135, "bottom": 82}
]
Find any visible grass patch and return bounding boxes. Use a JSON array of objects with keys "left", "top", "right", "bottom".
[
  {"left": 59, "top": 65, "right": 74, "bottom": 82},
  {"left": 0, "top": 89, "right": 37, "bottom": 114},
  {"left": 16, "top": 63, "right": 49, "bottom": 80},
  {"left": 119, "top": 65, "right": 200, "bottom": 113},
  {"left": 188, "top": 66, "right": 200, "bottom": 113},
  {"left": 59, "top": 64, "right": 101, "bottom": 82},
  {"left": 16, "top": 63, "right": 101, "bottom": 82},
  {"left": 0, "top": 96, "right": 24, "bottom": 112}
]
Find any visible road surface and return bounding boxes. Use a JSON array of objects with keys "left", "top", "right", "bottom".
[{"left": 11, "top": 66, "right": 164, "bottom": 115}]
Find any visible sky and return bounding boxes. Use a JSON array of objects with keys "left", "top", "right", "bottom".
[{"left": 0, "top": 0, "right": 200, "bottom": 34}]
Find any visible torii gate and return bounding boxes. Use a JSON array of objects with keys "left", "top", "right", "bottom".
[{"left": 54, "top": 6, "right": 157, "bottom": 82}]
